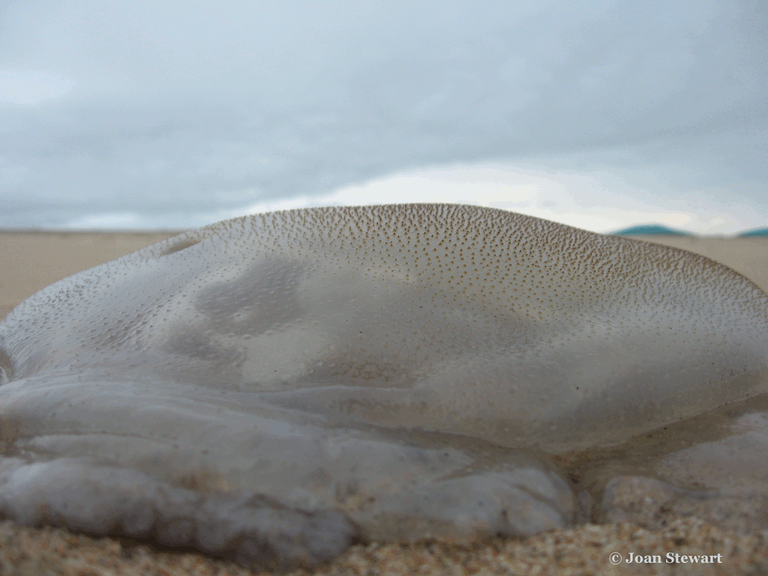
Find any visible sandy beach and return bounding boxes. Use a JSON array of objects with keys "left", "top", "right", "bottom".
[{"left": 1, "top": 230, "right": 768, "bottom": 575}]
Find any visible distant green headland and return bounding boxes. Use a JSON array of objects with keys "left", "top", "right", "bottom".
[
  {"left": 738, "top": 228, "right": 768, "bottom": 237},
  {"left": 610, "top": 224, "right": 694, "bottom": 236}
]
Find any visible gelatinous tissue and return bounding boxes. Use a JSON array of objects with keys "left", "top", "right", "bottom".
[{"left": 1, "top": 204, "right": 767, "bottom": 570}]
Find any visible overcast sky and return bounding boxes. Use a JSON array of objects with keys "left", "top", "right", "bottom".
[{"left": 1, "top": 0, "right": 766, "bottom": 233}]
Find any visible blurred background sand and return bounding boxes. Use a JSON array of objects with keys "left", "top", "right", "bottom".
[{"left": 0, "top": 231, "right": 177, "bottom": 321}]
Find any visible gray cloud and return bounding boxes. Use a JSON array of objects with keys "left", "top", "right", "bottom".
[{"left": 0, "top": 0, "right": 765, "bottom": 228}]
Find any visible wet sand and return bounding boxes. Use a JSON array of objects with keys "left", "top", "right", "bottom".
[{"left": 1, "top": 230, "right": 767, "bottom": 575}]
